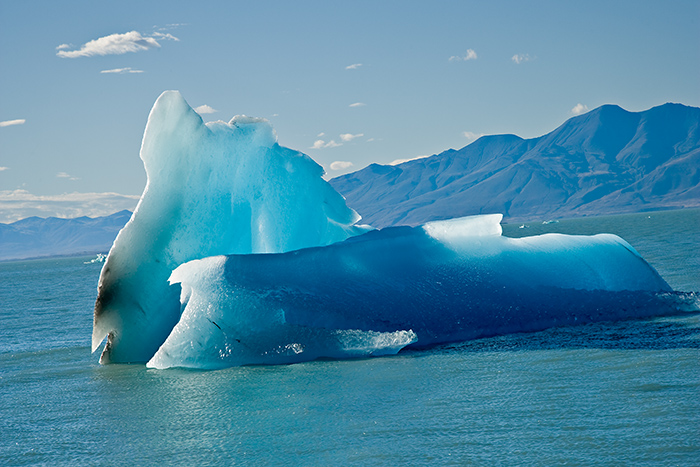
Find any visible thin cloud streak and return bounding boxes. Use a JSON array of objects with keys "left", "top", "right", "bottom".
[
  {"left": 0, "top": 190, "right": 140, "bottom": 224},
  {"left": 56, "top": 172, "right": 80, "bottom": 181},
  {"left": 389, "top": 155, "right": 429, "bottom": 166},
  {"left": 100, "top": 67, "right": 144, "bottom": 74},
  {"left": 330, "top": 161, "right": 354, "bottom": 171},
  {"left": 0, "top": 119, "right": 26, "bottom": 127},
  {"left": 340, "top": 133, "right": 364, "bottom": 142},
  {"left": 155, "top": 23, "right": 187, "bottom": 31},
  {"left": 151, "top": 32, "right": 180, "bottom": 41},
  {"left": 311, "top": 139, "right": 341, "bottom": 149}
]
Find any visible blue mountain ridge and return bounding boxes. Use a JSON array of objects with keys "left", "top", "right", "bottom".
[
  {"left": 0, "top": 210, "right": 131, "bottom": 261},
  {"left": 330, "top": 103, "right": 700, "bottom": 227},
  {"left": 2, "top": 103, "right": 698, "bottom": 261}
]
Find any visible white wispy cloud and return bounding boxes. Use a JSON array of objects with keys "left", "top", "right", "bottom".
[
  {"left": 330, "top": 161, "right": 354, "bottom": 171},
  {"left": 311, "top": 139, "right": 341, "bottom": 149},
  {"left": 571, "top": 103, "right": 589, "bottom": 116},
  {"left": 389, "top": 155, "right": 429, "bottom": 166},
  {"left": 346, "top": 63, "right": 363, "bottom": 70},
  {"left": 512, "top": 53, "right": 533, "bottom": 64},
  {"left": 155, "top": 23, "right": 187, "bottom": 31},
  {"left": 0, "top": 167, "right": 9, "bottom": 171},
  {"left": 56, "top": 43, "right": 71, "bottom": 51},
  {"left": 317, "top": 132, "right": 325, "bottom": 137},
  {"left": 151, "top": 32, "right": 180, "bottom": 41},
  {"left": 57, "top": 31, "right": 178, "bottom": 58},
  {"left": 0, "top": 119, "right": 26, "bottom": 127},
  {"left": 339, "top": 133, "right": 364, "bottom": 142},
  {"left": 194, "top": 105, "right": 217, "bottom": 114},
  {"left": 349, "top": 102, "right": 366, "bottom": 108},
  {"left": 56, "top": 172, "right": 80, "bottom": 181},
  {"left": 100, "top": 67, "right": 144, "bottom": 74},
  {"left": 449, "top": 49, "right": 477, "bottom": 61},
  {"left": 463, "top": 131, "right": 484, "bottom": 143},
  {"left": 0, "top": 190, "right": 140, "bottom": 224}
]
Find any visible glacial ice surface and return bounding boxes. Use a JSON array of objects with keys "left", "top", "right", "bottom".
[
  {"left": 94, "top": 91, "right": 693, "bottom": 370},
  {"left": 147, "top": 214, "right": 682, "bottom": 369},
  {"left": 93, "top": 91, "right": 366, "bottom": 363}
]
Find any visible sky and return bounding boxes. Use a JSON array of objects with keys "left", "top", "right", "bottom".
[{"left": 1, "top": 0, "right": 699, "bottom": 223}]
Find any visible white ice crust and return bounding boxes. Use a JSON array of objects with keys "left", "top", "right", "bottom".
[{"left": 422, "top": 213, "right": 503, "bottom": 241}]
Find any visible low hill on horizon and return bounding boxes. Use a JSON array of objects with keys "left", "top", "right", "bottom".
[
  {"left": 0, "top": 210, "right": 131, "bottom": 261},
  {"left": 330, "top": 103, "right": 700, "bottom": 228}
]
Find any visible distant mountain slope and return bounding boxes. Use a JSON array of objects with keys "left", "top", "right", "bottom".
[
  {"left": 3, "top": 104, "right": 699, "bottom": 260},
  {"left": 0, "top": 210, "right": 131, "bottom": 261},
  {"left": 331, "top": 103, "right": 700, "bottom": 227}
]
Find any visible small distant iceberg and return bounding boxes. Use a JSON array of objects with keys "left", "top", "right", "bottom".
[
  {"left": 92, "top": 92, "right": 698, "bottom": 369},
  {"left": 542, "top": 220, "right": 559, "bottom": 225},
  {"left": 84, "top": 253, "right": 107, "bottom": 264}
]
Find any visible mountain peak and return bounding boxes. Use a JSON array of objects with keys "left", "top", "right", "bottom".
[{"left": 331, "top": 103, "right": 700, "bottom": 227}]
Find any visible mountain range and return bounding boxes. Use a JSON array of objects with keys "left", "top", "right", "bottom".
[
  {"left": 2, "top": 103, "right": 699, "bottom": 261},
  {"left": 330, "top": 103, "right": 700, "bottom": 227},
  {"left": 0, "top": 210, "right": 130, "bottom": 261}
]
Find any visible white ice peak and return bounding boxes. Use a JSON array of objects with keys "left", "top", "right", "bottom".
[{"left": 93, "top": 91, "right": 366, "bottom": 363}]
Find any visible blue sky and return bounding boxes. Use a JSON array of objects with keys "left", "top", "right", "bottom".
[{"left": 1, "top": 0, "right": 698, "bottom": 222}]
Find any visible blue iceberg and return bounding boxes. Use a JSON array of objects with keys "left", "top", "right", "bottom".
[
  {"left": 93, "top": 91, "right": 366, "bottom": 363},
  {"left": 147, "top": 214, "right": 680, "bottom": 369},
  {"left": 94, "top": 92, "right": 692, "bottom": 369}
]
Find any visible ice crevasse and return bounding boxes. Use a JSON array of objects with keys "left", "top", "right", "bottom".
[{"left": 93, "top": 91, "right": 691, "bottom": 369}]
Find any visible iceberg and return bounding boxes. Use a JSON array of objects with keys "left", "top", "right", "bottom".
[
  {"left": 93, "top": 91, "right": 366, "bottom": 363},
  {"left": 94, "top": 91, "right": 693, "bottom": 369},
  {"left": 147, "top": 214, "right": 680, "bottom": 369}
]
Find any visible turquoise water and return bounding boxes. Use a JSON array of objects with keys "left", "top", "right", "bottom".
[{"left": 1, "top": 209, "right": 699, "bottom": 466}]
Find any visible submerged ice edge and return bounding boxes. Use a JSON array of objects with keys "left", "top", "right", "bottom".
[{"left": 146, "top": 328, "right": 419, "bottom": 370}]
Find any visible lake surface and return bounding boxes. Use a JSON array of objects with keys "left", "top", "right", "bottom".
[{"left": 1, "top": 209, "right": 699, "bottom": 466}]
